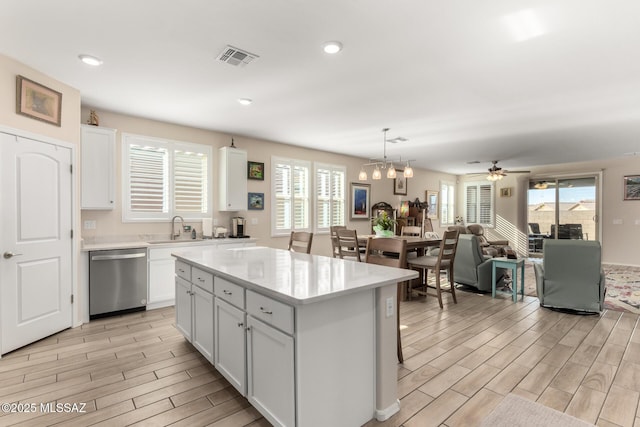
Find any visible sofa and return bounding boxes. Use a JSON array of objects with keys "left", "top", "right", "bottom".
[
  {"left": 534, "top": 239, "right": 605, "bottom": 313},
  {"left": 453, "top": 234, "right": 506, "bottom": 292}
]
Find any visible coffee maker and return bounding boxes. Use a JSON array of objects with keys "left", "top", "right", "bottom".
[{"left": 231, "top": 217, "right": 248, "bottom": 238}]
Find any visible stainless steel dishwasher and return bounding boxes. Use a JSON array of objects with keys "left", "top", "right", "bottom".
[{"left": 89, "top": 247, "right": 148, "bottom": 319}]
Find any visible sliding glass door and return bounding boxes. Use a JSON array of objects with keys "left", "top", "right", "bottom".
[{"left": 527, "top": 175, "right": 599, "bottom": 255}]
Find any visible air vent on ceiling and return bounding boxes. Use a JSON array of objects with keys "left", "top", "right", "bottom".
[{"left": 216, "top": 45, "right": 259, "bottom": 67}]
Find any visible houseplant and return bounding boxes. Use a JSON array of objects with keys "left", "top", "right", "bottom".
[{"left": 372, "top": 211, "right": 396, "bottom": 237}]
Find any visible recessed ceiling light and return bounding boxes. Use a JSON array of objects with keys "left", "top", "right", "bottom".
[
  {"left": 238, "top": 98, "right": 253, "bottom": 106},
  {"left": 78, "top": 54, "right": 103, "bottom": 66},
  {"left": 323, "top": 41, "right": 343, "bottom": 54}
]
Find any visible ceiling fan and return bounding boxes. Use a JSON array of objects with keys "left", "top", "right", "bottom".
[{"left": 468, "top": 160, "right": 530, "bottom": 181}]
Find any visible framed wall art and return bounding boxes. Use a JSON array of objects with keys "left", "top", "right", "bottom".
[
  {"left": 248, "top": 192, "right": 265, "bottom": 210},
  {"left": 500, "top": 187, "right": 513, "bottom": 197},
  {"left": 624, "top": 175, "right": 640, "bottom": 200},
  {"left": 426, "top": 190, "right": 439, "bottom": 219},
  {"left": 393, "top": 175, "right": 407, "bottom": 195},
  {"left": 16, "top": 75, "right": 62, "bottom": 126},
  {"left": 350, "top": 183, "right": 370, "bottom": 220},
  {"left": 247, "top": 161, "right": 265, "bottom": 180}
]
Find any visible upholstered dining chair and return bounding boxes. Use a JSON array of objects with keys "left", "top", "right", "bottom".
[
  {"left": 364, "top": 237, "right": 408, "bottom": 363},
  {"left": 336, "top": 229, "right": 362, "bottom": 262},
  {"left": 288, "top": 231, "right": 314, "bottom": 254},
  {"left": 329, "top": 225, "right": 346, "bottom": 258},
  {"left": 407, "top": 229, "right": 459, "bottom": 308}
]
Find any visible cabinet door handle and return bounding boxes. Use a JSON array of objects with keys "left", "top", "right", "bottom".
[
  {"left": 259, "top": 307, "right": 273, "bottom": 315},
  {"left": 237, "top": 322, "right": 244, "bottom": 328},
  {"left": 246, "top": 326, "right": 251, "bottom": 331},
  {"left": 223, "top": 290, "right": 232, "bottom": 295}
]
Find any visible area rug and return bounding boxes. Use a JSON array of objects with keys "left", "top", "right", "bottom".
[
  {"left": 480, "top": 394, "right": 594, "bottom": 427},
  {"left": 515, "top": 260, "right": 640, "bottom": 314}
]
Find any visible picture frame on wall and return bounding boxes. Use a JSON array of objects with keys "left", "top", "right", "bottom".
[
  {"left": 16, "top": 75, "right": 62, "bottom": 126},
  {"left": 393, "top": 175, "right": 408, "bottom": 195},
  {"left": 623, "top": 175, "right": 640, "bottom": 200},
  {"left": 426, "top": 190, "right": 439, "bottom": 219},
  {"left": 247, "top": 161, "right": 265, "bottom": 180},
  {"left": 248, "top": 192, "right": 265, "bottom": 210},
  {"left": 500, "top": 187, "right": 513, "bottom": 197},
  {"left": 350, "top": 183, "right": 370, "bottom": 220}
]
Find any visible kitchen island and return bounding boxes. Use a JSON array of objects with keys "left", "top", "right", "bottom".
[{"left": 172, "top": 246, "right": 417, "bottom": 427}]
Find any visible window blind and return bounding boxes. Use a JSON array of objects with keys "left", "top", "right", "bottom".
[
  {"left": 272, "top": 157, "right": 310, "bottom": 235},
  {"left": 128, "top": 145, "right": 168, "bottom": 213},
  {"left": 464, "top": 181, "right": 494, "bottom": 227}
]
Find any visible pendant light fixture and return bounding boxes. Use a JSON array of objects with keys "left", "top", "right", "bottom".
[{"left": 358, "top": 128, "right": 414, "bottom": 181}]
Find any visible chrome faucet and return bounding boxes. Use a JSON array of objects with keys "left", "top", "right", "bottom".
[{"left": 171, "top": 216, "right": 185, "bottom": 240}]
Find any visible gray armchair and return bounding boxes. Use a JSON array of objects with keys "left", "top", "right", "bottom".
[
  {"left": 453, "top": 234, "right": 506, "bottom": 292},
  {"left": 466, "top": 224, "right": 509, "bottom": 257},
  {"left": 534, "top": 240, "right": 605, "bottom": 313}
]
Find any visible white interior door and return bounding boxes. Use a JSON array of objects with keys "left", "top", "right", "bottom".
[{"left": 0, "top": 132, "right": 73, "bottom": 355}]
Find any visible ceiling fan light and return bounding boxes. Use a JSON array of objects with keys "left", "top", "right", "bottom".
[
  {"left": 358, "top": 168, "right": 368, "bottom": 181},
  {"left": 387, "top": 164, "right": 396, "bottom": 179}
]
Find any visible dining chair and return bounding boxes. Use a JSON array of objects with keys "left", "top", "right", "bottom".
[
  {"left": 336, "top": 229, "right": 362, "bottom": 262},
  {"left": 329, "top": 225, "right": 347, "bottom": 258},
  {"left": 401, "top": 226, "right": 422, "bottom": 236},
  {"left": 364, "top": 237, "right": 408, "bottom": 363},
  {"left": 407, "top": 229, "right": 459, "bottom": 308},
  {"left": 288, "top": 231, "right": 314, "bottom": 254}
]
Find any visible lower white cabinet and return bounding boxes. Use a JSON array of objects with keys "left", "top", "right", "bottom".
[
  {"left": 175, "top": 275, "right": 214, "bottom": 364},
  {"left": 246, "top": 315, "right": 295, "bottom": 427},
  {"left": 214, "top": 298, "right": 246, "bottom": 393},
  {"left": 175, "top": 277, "right": 192, "bottom": 341}
]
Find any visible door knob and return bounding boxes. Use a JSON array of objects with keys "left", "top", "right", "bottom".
[{"left": 3, "top": 252, "right": 23, "bottom": 259}]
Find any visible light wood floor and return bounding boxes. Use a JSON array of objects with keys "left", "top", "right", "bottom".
[{"left": 1, "top": 291, "right": 639, "bottom": 426}]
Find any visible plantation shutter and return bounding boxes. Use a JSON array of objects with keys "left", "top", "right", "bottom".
[
  {"left": 331, "top": 169, "right": 345, "bottom": 227},
  {"left": 316, "top": 167, "right": 331, "bottom": 229},
  {"left": 464, "top": 181, "right": 494, "bottom": 227},
  {"left": 274, "top": 161, "right": 292, "bottom": 231},
  {"left": 293, "top": 164, "right": 309, "bottom": 229},
  {"left": 174, "top": 149, "right": 208, "bottom": 213},
  {"left": 128, "top": 145, "right": 168, "bottom": 213}
]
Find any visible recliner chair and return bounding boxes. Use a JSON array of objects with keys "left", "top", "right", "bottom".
[
  {"left": 466, "top": 224, "right": 510, "bottom": 257},
  {"left": 534, "top": 239, "right": 605, "bottom": 312},
  {"left": 453, "top": 234, "right": 506, "bottom": 292}
]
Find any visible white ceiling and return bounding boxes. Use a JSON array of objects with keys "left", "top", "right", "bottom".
[{"left": 2, "top": 0, "right": 640, "bottom": 175}]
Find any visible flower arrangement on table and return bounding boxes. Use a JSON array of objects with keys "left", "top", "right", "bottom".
[{"left": 372, "top": 211, "right": 397, "bottom": 237}]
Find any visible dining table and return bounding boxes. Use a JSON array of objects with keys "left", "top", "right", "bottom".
[{"left": 358, "top": 235, "right": 442, "bottom": 300}]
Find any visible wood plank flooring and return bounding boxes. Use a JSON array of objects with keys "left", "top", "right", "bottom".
[{"left": 1, "top": 291, "right": 639, "bottom": 426}]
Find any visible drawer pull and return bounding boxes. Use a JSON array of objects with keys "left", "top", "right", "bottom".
[
  {"left": 259, "top": 307, "right": 273, "bottom": 315},
  {"left": 237, "top": 322, "right": 244, "bottom": 328},
  {"left": 223, "top": 290, "right": 233, "bottom": 295},
  {"left": 178, "top": 268, "right": 185, "bottom": 273},
  {"left": 197, "top": 277, "right": 205, "bottom": 282}
]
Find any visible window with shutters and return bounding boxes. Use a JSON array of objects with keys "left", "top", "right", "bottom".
[
  {"left": 463, "top": 181, "right": 495, "bottom": 227},
  {"left": 271, "top": 156, "right": 310, "bottom": 235},
  {"left": 314, "top": 163, "right": 346, "bottom": 232},
  {"left": 122, "top": 133, "right": 211, "bottom": 221},
  {"left": 440, "top": 181, "right": 456, "bottom": 226}
]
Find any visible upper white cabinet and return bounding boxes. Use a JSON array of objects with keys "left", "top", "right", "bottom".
[
  {"left": 81, "top": 125, "right": 116, "bottom": 210},
  {"left": 218, "top": 146, "right": 247, "bottom": 211}
]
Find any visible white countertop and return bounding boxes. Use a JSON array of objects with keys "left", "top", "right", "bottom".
[
  {"left": 82, "top": 238, "right": 257, "bottom": 252},
  {"left": 172, "top": 246, "right": 418, "bottom": 305}
]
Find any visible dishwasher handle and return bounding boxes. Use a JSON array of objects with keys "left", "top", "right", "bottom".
[{"left": 91, "top": 253, "right": 146, "bottom": 261}]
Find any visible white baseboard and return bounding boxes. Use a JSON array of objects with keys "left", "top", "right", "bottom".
[{"left": 376, "top": 399, "right": 400, "bottom": 421}]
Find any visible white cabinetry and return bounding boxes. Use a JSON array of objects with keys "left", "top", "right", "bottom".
[
  {"left": 81, "top": 125, "right": 116, "bottom": 210},
  {"left": 247, "top": 315, "right": 295, "bottom": 427},
  {"left": 214, "top": 298, "right": 246, "bottom": 393},
  {"left": 218, "top": 146, "right": 247, "bottom": 211},
  {"left": 174, "top": 262, "right": 214, "bottom": 363}
]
